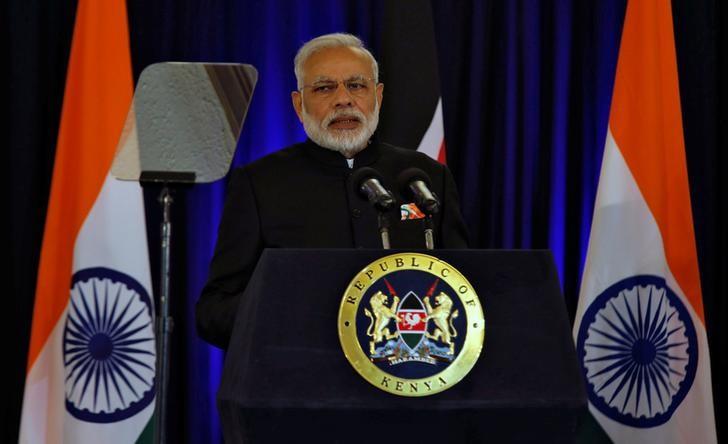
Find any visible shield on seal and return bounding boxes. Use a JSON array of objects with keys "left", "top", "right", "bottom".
[{"left": 397, "top": 291, "right": 427, "bottom": 350}]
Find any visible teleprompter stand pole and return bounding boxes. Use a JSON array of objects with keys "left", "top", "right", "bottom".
[
  {"left": 154, "top": 185, "right": 173, "bottom": 444},
  {"left": 141, "top": 171, "right": 195, "bottom": 444}
]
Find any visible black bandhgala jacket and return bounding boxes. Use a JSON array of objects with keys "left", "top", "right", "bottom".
[{"left": 196, "top": 139, "right": 469, "bottom": 349}]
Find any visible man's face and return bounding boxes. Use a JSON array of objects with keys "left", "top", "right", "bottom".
[{"left": 292, "top": 46, "right": 384, "bottom": 157}]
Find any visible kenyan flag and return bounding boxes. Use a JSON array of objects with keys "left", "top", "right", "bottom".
[{"left": 378, "top": 0, "right": 446, "bottom": 163}]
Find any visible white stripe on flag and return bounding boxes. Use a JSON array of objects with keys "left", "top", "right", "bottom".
[
  {"left": 574, "top": 129, "right": 716, "bottom": 443},
  {"left": 417, "top": 98, "right": 444, "bottom": 161}
]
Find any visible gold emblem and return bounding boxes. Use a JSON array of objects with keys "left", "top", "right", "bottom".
[
  {"left": 424, "top": 292, "right": 459, "bottom": 355},
  {"left": 364, "top": 291, "right": 400, "bottom": 354},
  {"left": 338, "top": 252, "right": 485, "bottom": 397}
]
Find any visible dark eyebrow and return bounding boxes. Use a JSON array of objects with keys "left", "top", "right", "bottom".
[{"left": 311, "top": 75, "right": 369, "bottom": 83}]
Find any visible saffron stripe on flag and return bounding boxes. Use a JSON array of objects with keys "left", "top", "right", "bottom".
[{"left": 608, "top": 0, "right": 704, "bottom": 321}]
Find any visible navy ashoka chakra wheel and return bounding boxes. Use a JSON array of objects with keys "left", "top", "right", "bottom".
[
  {"left": 576, "top": 275, "right": 698, "bottom": 428},
  {"left": 63, "top": 267, "right": 156, "bottom": 423}
]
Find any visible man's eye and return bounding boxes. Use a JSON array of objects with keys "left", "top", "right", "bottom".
[
  {"left": 313, "top": 83, "right": 336, "bottom": 93},
  {"left": 347, "top": 82, "right": 367, "bottom": 90}
]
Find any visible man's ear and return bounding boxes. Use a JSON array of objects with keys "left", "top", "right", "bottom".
[
  {"left": 376, "top": 82, "right": 384, "bottom": 107},
  {"left": 291, "top": 91, "right": 304, "bottom": 123}
]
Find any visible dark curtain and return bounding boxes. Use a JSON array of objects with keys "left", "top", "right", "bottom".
[
  {"left": 433, "top": 0, "right": 626, "bottom": 317},
  {"left": 4, "top": 1, "right": 725, "bottom": 443},
  {"left": 3, "top": 0, "right": 79, "bottom": 440}
]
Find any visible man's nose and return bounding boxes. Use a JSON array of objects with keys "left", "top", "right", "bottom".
[{"left": 332, "top": 82, "right": 354, "bottom": 107}]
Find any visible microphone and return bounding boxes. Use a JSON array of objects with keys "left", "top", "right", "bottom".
[
  {"left": 350, "top": 167, "right": 396, "bottom": 211},
  {"left": 350, "top": 167, "right": 396, "bottom": 249},
  {"left": 398, "top": 168, "right": 439, "bottom": 250},
  {"left": 397, "top": 168, "right": 440, "bottom": 215}
]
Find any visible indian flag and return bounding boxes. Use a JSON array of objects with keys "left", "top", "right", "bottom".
[
  {"left": 573, "top": 0, "right": 717, "bottom": 442},
  {"left": 19, "top": 0, "right": 156, "bottom": 443}
]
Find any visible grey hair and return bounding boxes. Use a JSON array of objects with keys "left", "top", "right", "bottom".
[{"left": 294, "top": 33, "right": 379, "bottom": 89}]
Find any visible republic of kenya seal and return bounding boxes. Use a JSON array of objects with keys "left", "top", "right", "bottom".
[{"left": 338, "top": 252, "right": 484, "bottom": 396}]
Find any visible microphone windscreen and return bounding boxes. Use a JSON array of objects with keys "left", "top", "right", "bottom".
[
  {"left": 397, "top": 167, "right": 432, "bottom": 199},
  {"left": 350, "top": 166, "right": 395, "bottom": 210},
  {"left": 350, "top": 166, "right": 384, "bottom": 196},
  {"left": 350, "top": 166, "right": 383, "bottom": 185}
]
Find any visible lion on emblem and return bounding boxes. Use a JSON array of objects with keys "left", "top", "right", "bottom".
[
  {"left": 364, "top": 291, "right": 400, "bottom": 354},
  {"left": 424, "top": 292, "right": 459, "bottom": 355}
]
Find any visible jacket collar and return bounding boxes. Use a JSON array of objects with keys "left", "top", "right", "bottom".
[{"left": 303, "top": 138, "right": 382, "bottom": 169}]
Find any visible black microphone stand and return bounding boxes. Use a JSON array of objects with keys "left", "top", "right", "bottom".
[
  {"left": 378, "top": 212, "right": 392, "bottom": 249},
  {"left": 423, "top": 215, "right": 435, "bottom": 250}
]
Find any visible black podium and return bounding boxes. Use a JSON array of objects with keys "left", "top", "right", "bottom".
[{"left": 217, "top": 249, "right": 586, "bottom": 443}]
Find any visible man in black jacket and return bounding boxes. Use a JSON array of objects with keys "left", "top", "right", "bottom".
[{"left": 196, "top": 33, "right": 469, "bottom": 349}]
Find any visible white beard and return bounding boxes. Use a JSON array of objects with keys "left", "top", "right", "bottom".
[{"left": 302, "top": 101, "right": 380, "bottom": 158}]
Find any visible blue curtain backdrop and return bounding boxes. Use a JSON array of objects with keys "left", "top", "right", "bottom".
[
  {"left": 124, "top": 1, "right": 625, "bottom": 441},
  {"left": 5, "top": 0, "right": 725, "bottom": 443}
]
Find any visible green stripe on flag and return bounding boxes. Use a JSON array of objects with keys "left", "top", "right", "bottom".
[{"left": 135, "top": 418, "right": 155, "bottom": 444}]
